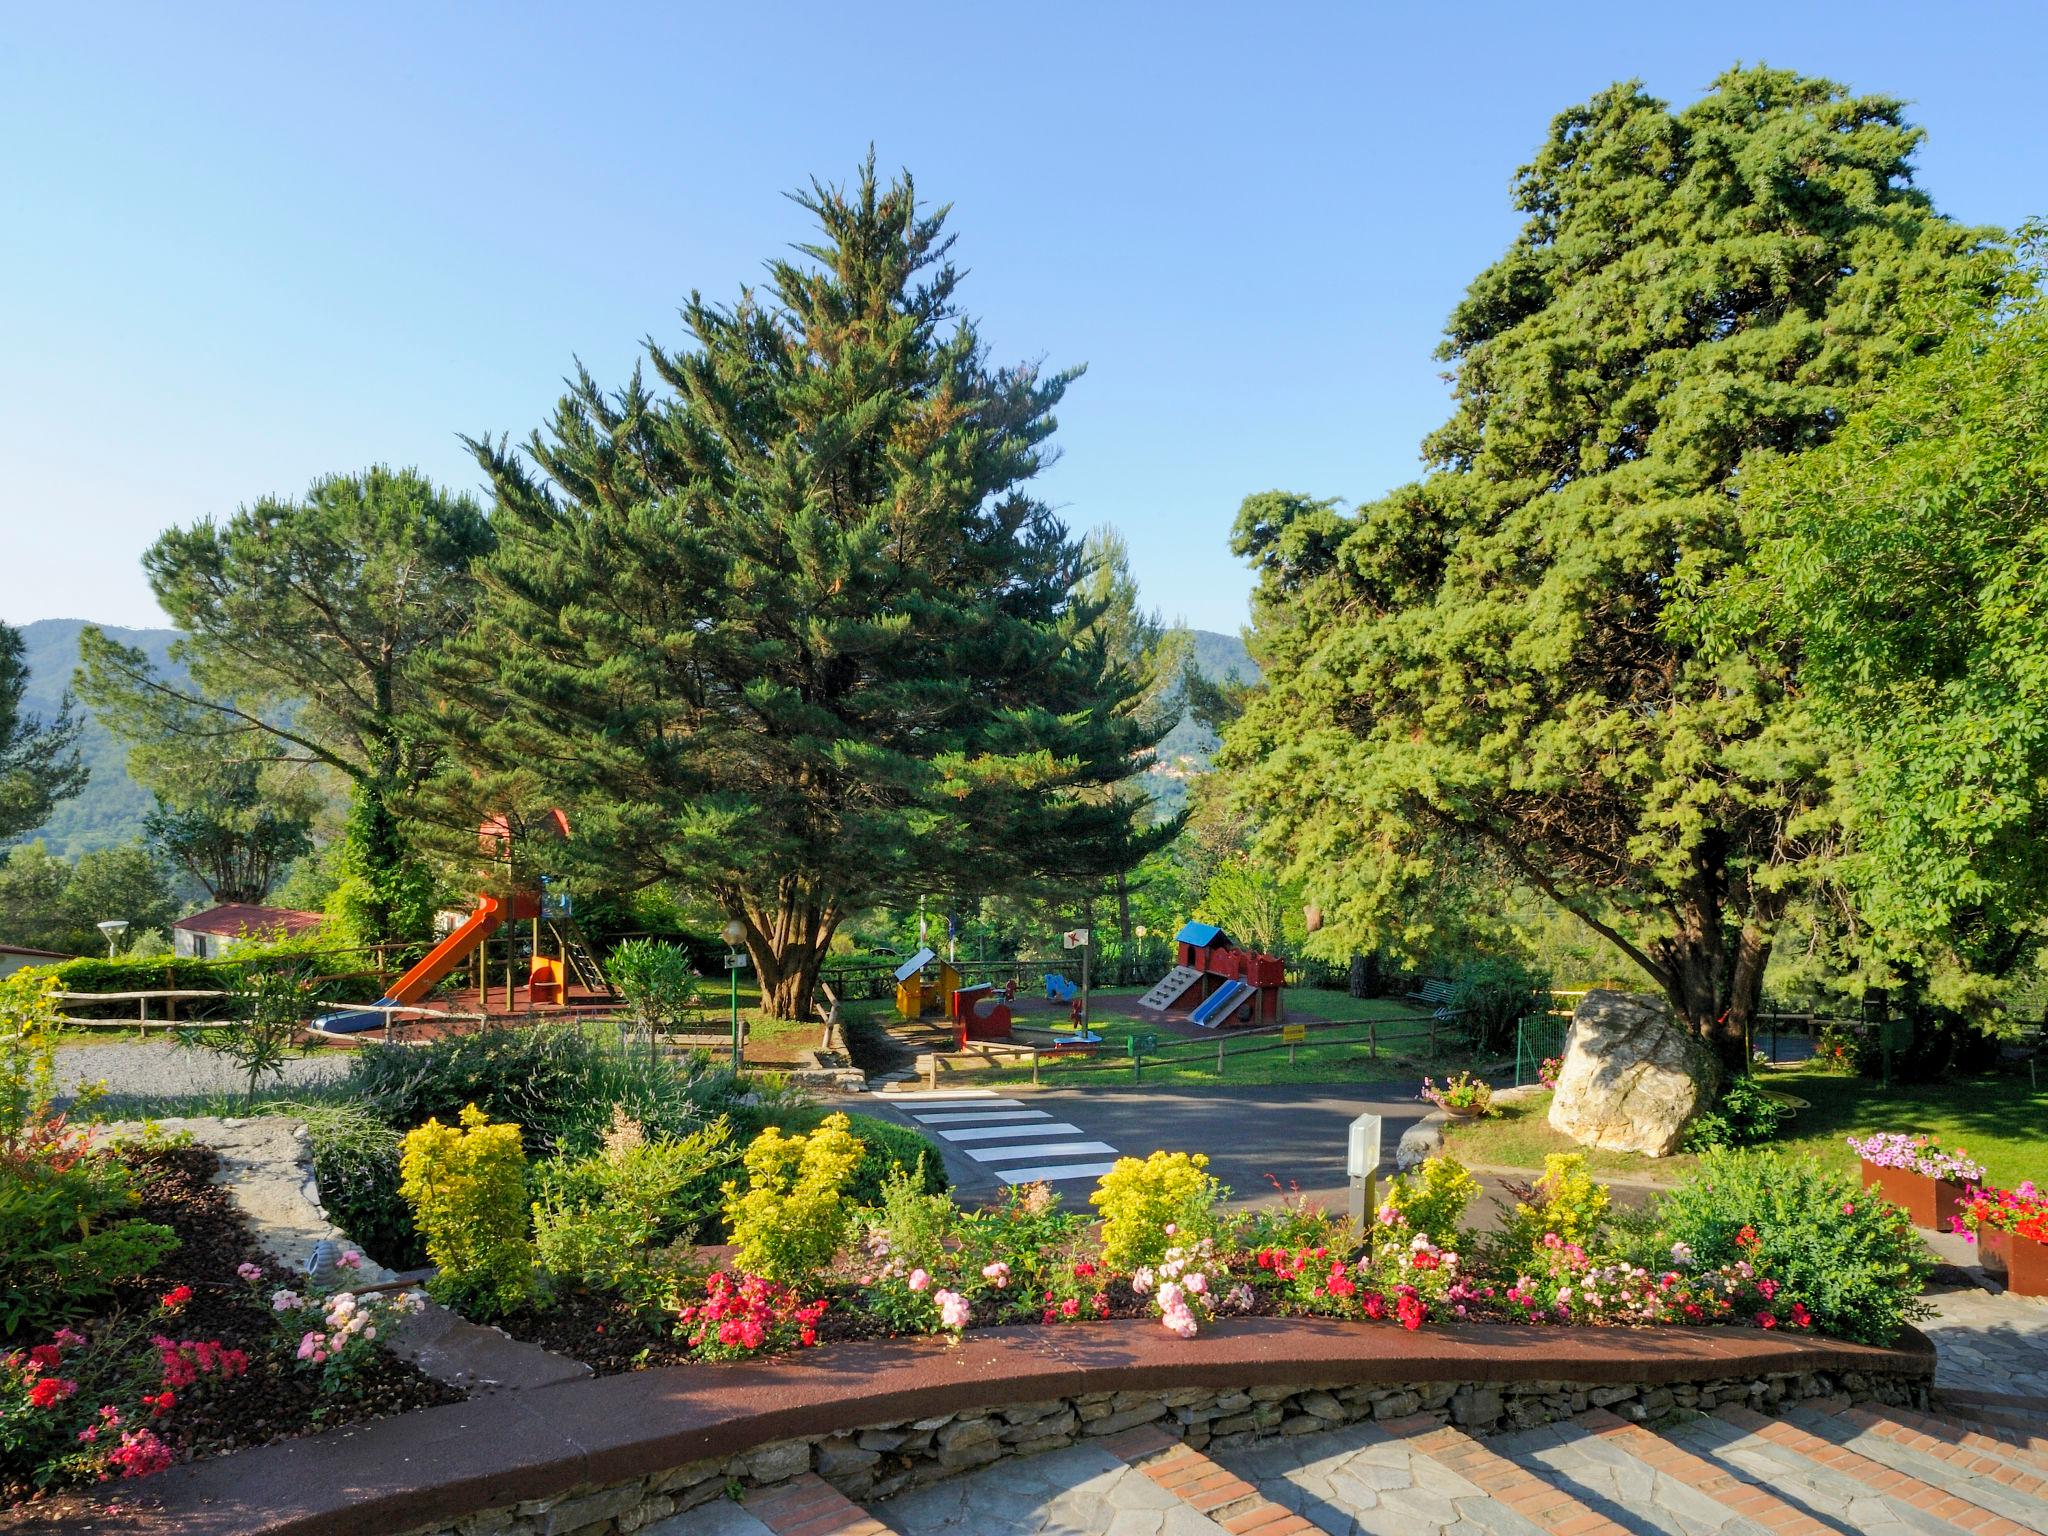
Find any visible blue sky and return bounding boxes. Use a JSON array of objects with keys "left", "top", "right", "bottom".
[{"left": 5, "top": 2, "right": 2044, "bottom": 637}]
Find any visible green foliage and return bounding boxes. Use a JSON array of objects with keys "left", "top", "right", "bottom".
[
  {"left": 1492, "top": 1152, "right": 1611, "bottom": 1269},
  {"left": 327, "top": 783, "right": 439, "bottom": 947},
  {"left": 29, "top": 935, "right": 389, "bottom": 1017},
  {"left": 1710, "top": 244, "right": 2048, "bottom": 983},
  {"left": 1444, "top": 956, "right": 1551, "bottom": 1054},
  {"left": 398, "top": 1104, "right": 536, "bottom": 1317},
  {"left": 725, "top": 1105, "right": 948, "bottom": 1207},
  {"left": 1194, "top": 855, "right": 1305, "bottom": 960},
  {"left": 0, "top": 1147, "right": 178, "bottom": 1337},
  {"left": 1681, "top": 1074, "right": 1787, "bottom": 1153},
  {"left": 0, "top": 619, "right": 87, "bottom": 843},
  {"left": 1089, "top": 1150, "right": 1224, "bottom": 1270},
  {"left": 532, "top": 1111, "right": 729, "bottom": 1308},
  {"left": 723, "top": 1113, "right": 865, "bottom": 1284},
  {"left": 0, "top": 973, "right": 66, "bottom": 1151},
  {"left": 437, "top": 157, "right": 1166, "bottom": 1019},
  {"left": 1650, "top": 1148, "right": 1932, "bottom": 1344},
  {"left": 0, "top": 840, "right": 178, "bottom": 959},
  {"left": 1381, "top": 1155, "right": 1479, "bottom": 1250},
  {"left": 179, "top": 958, "right": 316, "bottom": 1105},
  {"left": 75, "top": 467, "right": 491, "bottom": 943},
  {"left": 296, "top": 1101, "right": 421, "bottom": 1270},
  {"left": 607, "top": 940, "right": 701, "bottom": 1034},
  {"left": 142, "top": 754, "right": 315, "bottom": 905},
  {"left": 1218, "top": 68, "right": 2007, "bottom": 1069},
  {"left": 862, "top": 1156, "right": 957, "bottom": 1274}
]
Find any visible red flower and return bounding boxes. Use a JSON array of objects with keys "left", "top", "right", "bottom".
[
  {"left": 1059, "top": 1298, "right": 1080, "bottom": 1319},
  {"left": 1755, "top": 1311, "right": 1778, "bottom": 1329},
  {"left": 26, "top": 1344, "right": 63, "bottom": 1372},
  {"left": 159, "top": 1286, "right": 193, "bottom": 1311},
  {"left": 1787, "top": 1302, "right": 1811, "bottom": 1329},
  {"left": 27, "top": 1377, "right": 77, "bottom": 1409},
  {"left": 1735, "top": 1226, "right": 1758, "bottom": 1250},
  {"left": 147, "top": 1391, "right": 176, "bottom": 1417}
]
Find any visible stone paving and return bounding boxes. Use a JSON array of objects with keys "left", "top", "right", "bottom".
[{"left": 1921, "top": 1284, "right": 2048, "bottom": 1400}]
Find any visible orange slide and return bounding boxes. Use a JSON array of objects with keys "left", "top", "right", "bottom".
[{"left": 319, "top": 891, "right": 537, "bottom": 1032}]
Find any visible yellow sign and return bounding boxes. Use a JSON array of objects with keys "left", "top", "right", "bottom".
[{"left": 1282, "top": 1023, "right": 1306, "bottom": 1044}]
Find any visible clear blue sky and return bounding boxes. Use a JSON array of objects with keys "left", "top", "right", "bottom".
[{"left": 5, "top": 2, "right": 2043, "bottom": 637}]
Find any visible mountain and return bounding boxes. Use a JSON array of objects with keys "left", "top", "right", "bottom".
[
  {"left": 1146, "top": 628, "right": 1257, "bottom": 815},
  {"left": 10, "top": 618, "right": 184, "bottom": 858}
]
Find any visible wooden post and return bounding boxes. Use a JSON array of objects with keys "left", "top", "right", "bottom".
[
  {"left": 1216, "top": 1036, "right": 1225, "bottom": 1075},
  {"left": 1369, "top": 1019, "right": 1378, "bottom": 1060},
  {"left": 1031, "top": 1048, "right": 1041, "bottom": 1087}
]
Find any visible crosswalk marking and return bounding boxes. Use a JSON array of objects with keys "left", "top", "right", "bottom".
[
  {"left": 995, "top": 1161, "right": 1119, "bottom": 1185},
  {"left": 887, "top": 1087, "right": 1122, "bottom": 1183},
  {"left": 965, "top": 1140, "right": 1119, "bottom": 1163},
  {"left": 937, "top": 1122, "right": 1085, "bottom": 1142}
]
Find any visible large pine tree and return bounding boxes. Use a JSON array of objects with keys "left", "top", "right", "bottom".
[
  {"left": 442, "top": 159, "right": 1164, "bottom": 1018},
  {"left": 1221, "top": 67, "right": 2007, "bottom": 1068}
]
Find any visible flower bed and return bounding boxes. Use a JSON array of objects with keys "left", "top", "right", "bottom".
[
  {"left": 0, "top": 1144, "right": 460, "bottom": 1503},
  {"left": 1846, "top": 1132, "right": 1985, "bottom": 1230}
]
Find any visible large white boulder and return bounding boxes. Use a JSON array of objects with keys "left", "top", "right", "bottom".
[{"left": 1547, "top": 990, "right": 1718, "bottom": 1158}]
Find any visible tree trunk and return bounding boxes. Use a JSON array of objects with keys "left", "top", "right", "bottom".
[
  {"left": 732, "top": 885, "right": 839, "bottom": 1021},
  {"left": 1647, "top": 898, "right": 1773, "bottom": 1075}
]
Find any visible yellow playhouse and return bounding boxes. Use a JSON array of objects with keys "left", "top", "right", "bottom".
[{"left": 893, "top": 946, "right": 961, "bottom": 1021}]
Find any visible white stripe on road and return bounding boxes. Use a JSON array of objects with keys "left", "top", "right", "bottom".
[
  {"left": 965, "top": 1140, "right": 1119, "bottom": 1163},
  {"left": 884, "top": 1091, "right": 1016, "bottom": 1102},
  {"left": 937, "top": 1123, "right": 1084, "bottom": 1142},
  {"left": 911, "top": 1110, "right": 1053, "bottom": 1125},
  {"left": 995, "top": 1161, "right": 1119, "bottom": 1185}
]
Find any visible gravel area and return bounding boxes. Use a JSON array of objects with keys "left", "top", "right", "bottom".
[{"left": 55, "top": 1038, "right": 348, "bottom": 1104}]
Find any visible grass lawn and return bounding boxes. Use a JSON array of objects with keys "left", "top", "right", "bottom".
[{"left": 1440, "top": 1064, "right": 2048, "bottom": 1186}]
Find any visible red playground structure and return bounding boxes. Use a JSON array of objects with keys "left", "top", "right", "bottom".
[
  {"left": 1136, "top": 922, "right": 1286, "bottom": 1027},
  {"left": 951, "top": 982, "right": 1014, "bottom": 1047}
]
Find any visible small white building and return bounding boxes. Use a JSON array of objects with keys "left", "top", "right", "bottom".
[
  {"left": 171, "top": 904, "right": 326, "bottom": 960},
  {"left": 0, "top": 942, "right": 73, "bottom": 979}
]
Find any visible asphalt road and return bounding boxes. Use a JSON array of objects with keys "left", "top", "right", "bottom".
[{"left": 858, "top": 1079, "right": 1435, "bottom": 1209}]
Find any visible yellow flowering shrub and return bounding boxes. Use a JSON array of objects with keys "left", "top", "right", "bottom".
[
  {"left": 1381, "top": 1155, "right": 1479, "bottom": 1249},
  {"left": 399, "top": 1103, "right": 536, "bottom": 1316},
  {"left": 723, "top": 1112, "right": 864, "bottom": 1284},
  {"left": 1089, "top": 1151, "right": 1222, "bottom": 1270}
]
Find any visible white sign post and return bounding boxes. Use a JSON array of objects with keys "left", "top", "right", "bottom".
[{"left": 1346, "top": 1112, "right": 1383, "bottom": 1229}]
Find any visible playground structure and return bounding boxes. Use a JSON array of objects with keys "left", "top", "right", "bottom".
[
  {"left": 893, "top": 947, "right": 961, "bottom": 1021},
  {"left": 1136, "top": 921, "right": 1285, "bottom": 1027},
  {"left": 950, "top": 981, "right": 1013, "bottom": 1046},
  {"left": 317, "top": 809, "right": 608, "bottom": 1035}
]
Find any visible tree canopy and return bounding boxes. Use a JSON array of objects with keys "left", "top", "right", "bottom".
[
  {"left": 1709, "top": 237, "right": 2048, "bottom": 992},
  {"left": 1218, "top": 66, "right": 2007, "bottom": 1065},
  {"left": 76, "top": 467, "right": 491, "bottom": 940},
  {"left": 438, "top": 158, "right": 1166, "bottom": 1017},
  {"left": 0, "top": 621, "right": 87, "bottom": 842}
]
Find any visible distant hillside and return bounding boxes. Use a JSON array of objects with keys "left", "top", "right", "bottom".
[
  {"left": 11, "top": 619, "right": 184, "bottom": 858},
  {"left": 11, "top": 619, "right": 1255, "bottom": 853},
  {"left": 1146, "top": 628, "right": 1257, "bottom": 816}
]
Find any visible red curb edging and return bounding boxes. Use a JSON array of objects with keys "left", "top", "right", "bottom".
[{"left": 3, "top": 1317, "right": 1933, "bottom": 1536}]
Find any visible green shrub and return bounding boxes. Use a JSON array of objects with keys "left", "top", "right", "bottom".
[
  {"left": 297, "top": 1101, "right": 422, "bottom": 1270},
  {"left": 862, "top": 1156, "right": 957, "bottom": 1273},
  {"left": 533, "top": 1112, "right": 733, "bottom": 1307},
  {"left": 1681, "top": 1074, "right": 1785, "bottom": 1153},
  {"left": 1444, "top": 955, "right": 1551, "bottom": 1053},
  {"left": 607, "top": 940, "right": 701, "bottom": 1034},
  {"left": 1089, "top": 1151, "right": 1224, "bottom": 1271},
  {"left": 0, "top": 1158, "right": 178, "bottom": 1337},
  {"left": 1648, "top": 1147, "right": 1932, "bottom": 1345},
  {"left": 729, "top": 1105, "right": 946, "bottom": 1205},
  {"left": 398, "top": 1105, "right": 536, "bottom": 1317},
  {"left": 341, "top": 1025, "right": 734, "bottom": 1156},
  {"left": 724, "top": 1113, "right": 865, "bottom": 1284}
]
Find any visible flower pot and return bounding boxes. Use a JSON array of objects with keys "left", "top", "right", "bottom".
[
  {"left": 1979, "top": 1225, "right": 2048, "bottom": 1298},
  {"left": 1858, "top": 1159, "right": 1967, "bottom": 1231},
  {"left": 1440, "top": 1102, "right": 1487, "bottom": 1119}
]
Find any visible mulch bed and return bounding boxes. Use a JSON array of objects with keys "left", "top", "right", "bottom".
[{"left": 3, "top": 1144, "right": 464, "bottom": 1509}]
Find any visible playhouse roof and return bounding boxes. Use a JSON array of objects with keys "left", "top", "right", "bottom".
[
  {"left": 1173, "top": 921, "right": 1229, "bottom": 949},
  {"left": 892, "top": 946, "right": 937, "bottom": 983}
]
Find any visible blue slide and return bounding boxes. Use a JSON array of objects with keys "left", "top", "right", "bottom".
[{"left": 1189, "top": 978, "right": 1253, "bottom": 1028}]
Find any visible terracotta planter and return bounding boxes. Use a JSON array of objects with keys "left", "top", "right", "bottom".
[
  {"left": 1441, "top": 1102, "right": 1488, "bottom": 1119},
  {"left": 1858, "top": 1159, "right": 1968, "bottom": 1231},
  {"left": 1979, "top": 1225, "right": 2048, "bottom": 1298}
]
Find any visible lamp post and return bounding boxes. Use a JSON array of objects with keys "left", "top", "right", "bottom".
[
  {"left": 96, "top": 919, "right": 129, "bottom": 957},
  {"left": 722, "top": 919, "right": 748, "bottom": 1071}
]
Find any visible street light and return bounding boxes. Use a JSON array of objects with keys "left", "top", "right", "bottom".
[
  {"left": 722, "top": 919, "right": 748, "bottom": 1071},
  {"left": 96, "top": 920, "right": 129, "bottom": 957}
]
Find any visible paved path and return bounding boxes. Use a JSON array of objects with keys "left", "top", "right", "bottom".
[
  {"left": 880, "top": 1089, "right": 1125, "bottom": 1189},
  {"left": 652, "top": 1398, "right": 2048, "bottom": 1536},
  {"left": 1922, "top": 1284, "right": 2048, "bottom": 1399},
  {"left": 54, "top": 1038, "right": 346, "bottom": 1106}
]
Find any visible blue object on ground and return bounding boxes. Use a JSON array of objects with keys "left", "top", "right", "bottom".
[
  {"left": 315, "top": 998, "right": 396, "bottom": 1033},
  {"left": 1189, "top": 977, "right": 1253, "bottom": 1028},
  {"left": 1043, "top": 972, "right": 1079, "bottom": 1003}
]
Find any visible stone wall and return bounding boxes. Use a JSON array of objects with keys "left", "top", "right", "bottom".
[{"left": 401, "top": 1364, "right": 1929, "bottom": 1536}]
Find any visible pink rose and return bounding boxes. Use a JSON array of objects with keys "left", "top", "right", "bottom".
[{"left": 907, "top": 1269, "right": 930, "bottom": 1293}]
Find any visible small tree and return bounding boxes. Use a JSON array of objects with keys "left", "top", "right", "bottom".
[
  {"left": 182, "top": 957, "right": 316, "bottom": 1106},
  {"left": 607, "top": 938, "right": 701, "bottom": 1044}
]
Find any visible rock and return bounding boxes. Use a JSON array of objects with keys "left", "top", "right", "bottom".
[{"left": 1547, "top": 990, "right": 1718, "bottom": 1157}]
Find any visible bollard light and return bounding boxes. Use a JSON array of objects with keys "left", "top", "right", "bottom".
[{"left": 1347, "top": 1112, "right": 1383, "bottom": 1228}]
